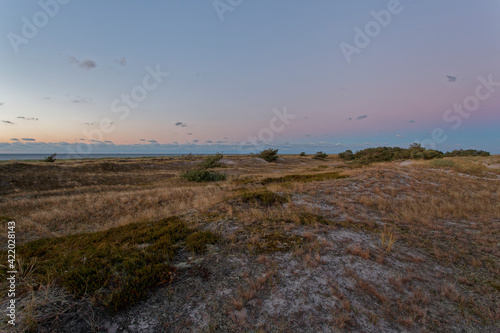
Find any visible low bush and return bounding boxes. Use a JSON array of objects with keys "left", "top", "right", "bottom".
[
  {"left": 199, "top": 153, "right": 223, "bottom": 169},
  {"left": 444, "top": 149, "right": 490, "bottom": 157},
  {"left": 256, "top": 148, "right": 279, "bottom": 162},
  {"left": 14, "top": 216, "right": 217, "bottom": 313},
  {"left": 299, "top": 152, "right": 306, "bottom": 156},
  {"left": 185, "top": 231, "right": 220, "bottom": 253},
  {"left": 181, "top": 169, "right": 226, "bottom": 182},
  {"left": 338, "top": 144, "right": 444, "bottom": 164},
  {"left": 313, "top": 151, "right": 328, "bottom": 160},
  {"left": 44, "top": 153, "right": 57, "bottom": 163}
]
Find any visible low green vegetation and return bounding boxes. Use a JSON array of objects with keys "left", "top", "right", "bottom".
[
  {"left": 339, "top": 144, "right": 491, "bottom": 164},
  {"left": 444, "top": 149, "right": 490, "bottom": 157},
  {"left": 181, "top": 169, "right": 227, "bottom": 182},
  {"left": 261, "top": 172, "right": 348, "bottom": 185},
  {"left": 299, "top": 152, "right": 306, "bottom": 156},
  {"left": 43, "top": 153, "right": 57, "bottom": 163},
  {"left": 313, "top": 151, "right": 328, "bottom": 160},
  {"left": 185, "top": 231, "right": 220, "bottom": 254},
  {"left": 181, "top": 153, "right": 226, "bottom": 182},
  {"left": 338, "top": 144, "right": 444, "bottom": 164},
  {"left": 199, "top": 153, "right": 224, "bottom": 169},
  {"left": 12, "top": 216, "right": 219, "bottom": 313},
  {"left": 238, "top": 190, "right": 288, "bottom": 206},
  {"left": 256, "top": 148, "right": 279, "bottom": 162}
]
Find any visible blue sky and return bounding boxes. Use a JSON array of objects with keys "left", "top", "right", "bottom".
[{"left": 1, "top": 0, "right": 499, "bottom": 154}]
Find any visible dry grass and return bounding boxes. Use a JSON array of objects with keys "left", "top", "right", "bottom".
[{"left": 1, "top": 154, "right": 499, "bottom": 332}]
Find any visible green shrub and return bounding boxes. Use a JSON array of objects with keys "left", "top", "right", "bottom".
[
  {"left": 338, "top": 150, "right": 354, "bottom": 161},
  {"left": 299, "top": 152, "right": 306, "bottom": 156},
  {"left": 185, "top": 231, "right": 220, "bottom": 254},
  {"left": 257, "top": 148, "right": 279, "bottom": 162},
  {"left": 199, "top": 153, "right": 223, "bottom": 169},
  {"left": 181, "top": 169, "right": 226, "bottom": 182},
  {"left": 238, "top": 190, "right": 288, "bottom": 206},
  {"left": 338, "top": 145, "right": 445, "bottom": 164},
  {"left": 444, "top": 149, "right": 490, "bottom": 157},
  {"left": 313, "top": 151, "right": 328, "bottom": 160},
  {"left": 44, "top": 153, "right": 57, "bottom": 163}
]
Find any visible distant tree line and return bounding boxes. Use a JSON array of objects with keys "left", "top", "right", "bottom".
[{"left": 338, "top": 144, "right": 490, "bottom": 164}]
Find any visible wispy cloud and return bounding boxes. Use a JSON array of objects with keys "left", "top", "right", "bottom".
[
  {"left": 2, "top": 120, "right": 15, "bottom": 125},
  {"left": 205, "top": 140, "right": 213, "bottom": 143},
  {"left": 115, "top": 57, "right": 127, "bottom": 67},
  {"left": 408, "top": 120, "right": 415, "bottom": 123},
  {"left": 175, "top": 122, "right": 188, "bottom": 127},
  {"left": 396, "top": 134, "right": 404, "bottom": 138},
  {"left": 21, "top": 138, "right": 36, "bottom": 141},
  {"left": 148, "top": 140, "right": 158, "bottom": 144},
  {"left": 0, "top": 102, "right": 4, "bottom": 106},
  {"left": 357, "top": 114, "right": 368, "bottom": 120},
  {"left": 446, "top": 75, "right": 457, "bottom": 82},
  {"left": 10, "top": 138, "right": 19, "bottom": 141},
  {"left": 192, "top": 139, "right": 199, "bottom": 143},
  {"left": 67, "top": 56, "right": 97, "bottom": 70},
  {"left": 187, "top": 133, "right": 193, "bottom": 135},
  {"left": 72, "top": 96, "right": 91, "bottom": 104},
  {"left": 17, "top": 116, "right": 39, "bottom": 121},
  {"left": 84, "top": 122, "right": 96, "bottom": 125}
]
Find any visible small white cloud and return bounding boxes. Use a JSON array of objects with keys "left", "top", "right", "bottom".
[{"left": 115, "top": 57, "right": 127, "bottom": 67}]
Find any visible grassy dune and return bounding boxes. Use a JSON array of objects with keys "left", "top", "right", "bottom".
[{"left": 0, "top": 155, "right": 499, "bottom": 332}]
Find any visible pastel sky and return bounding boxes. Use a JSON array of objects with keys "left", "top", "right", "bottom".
[{"left": 1, "top": 0, "right": 499, "bottom": 154}]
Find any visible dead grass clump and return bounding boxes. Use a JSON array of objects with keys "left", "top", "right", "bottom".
[
  {"left": 380, "top": 224, "right": 397, "bottom": 254},
  {"left": 346, "top": 244, "right": 370, "bottom": 259},
  {"left": 348, "top": 270, "right": 388, "bottom": 304}
]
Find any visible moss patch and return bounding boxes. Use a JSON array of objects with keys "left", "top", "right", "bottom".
[
  {"left": 260, "top": 172, "right": 348, "bottom": 185},
  {"left": 11, "top": 216, "right": 219, "bottom": 313}
]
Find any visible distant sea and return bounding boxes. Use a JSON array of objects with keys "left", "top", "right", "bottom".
[{"left": 0, "top": 153, "right": 188, "bottom": 161}]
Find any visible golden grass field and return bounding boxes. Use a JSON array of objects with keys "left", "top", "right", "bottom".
[{"left": 0, "top": 154, "right": 499, "bottom": 332}]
